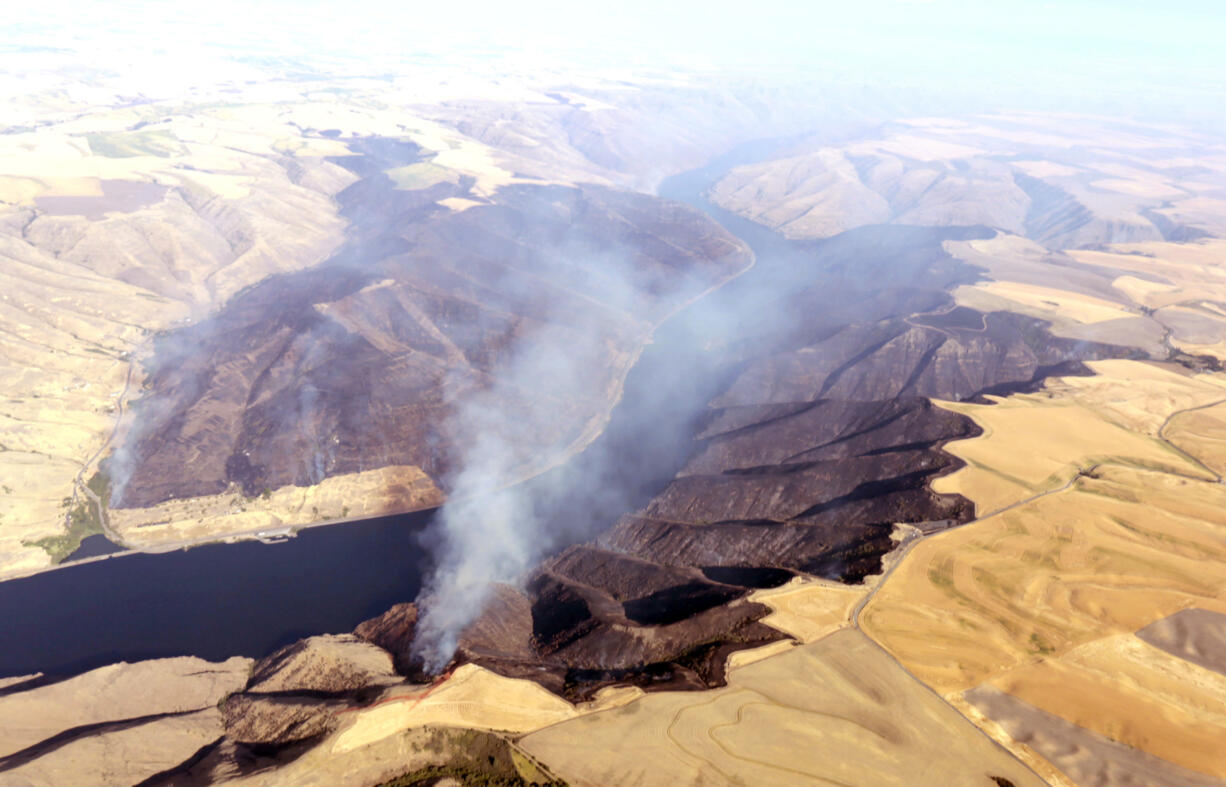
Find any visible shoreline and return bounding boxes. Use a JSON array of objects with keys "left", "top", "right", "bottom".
[{"left": 3, "top": 219, "right": 757, "bottom": 586}]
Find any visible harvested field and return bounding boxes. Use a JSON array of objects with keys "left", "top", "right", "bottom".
[
  {"left": 933, "top": 361, "right": 1221, "bottom": 515},
  {"left": 519, "top": 629, "right": 1041, "bottom": 787},
  {"left": 1164, "top": 399, "right": 1226, "bottom": 477},
  {"left": 1137, "top": 607, "right": 1226, "bottom": 676},
  {"left": 331, "top": 664, "right": 582, "bottom": 754},
  {"left": 748, "top": 577, "right": 866, "bottom": 643},
  {"left": 862, "top": 465, "right": 1226, "bottom": 695},
  {"left": 983, "top": 632, "right": 1226, "bottom": 779},
  {"left": 966, "top": 686, "right": 1222, "bottom": 787}
]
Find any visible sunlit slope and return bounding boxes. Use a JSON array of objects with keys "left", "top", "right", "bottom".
[
  {"left": 0, "top": 655, "right": 251, "bottom": 785},
  {"left": 709, "top": 114, "right": 1226, "bottom": 248},
  {"left": 948, "top": 233, "right": 1226, "bottom": 366},
  {"left": 1068, "top": 239, "right": 1226, "bottom": 362},
  {"left": 865, "top": 463, "right": 1226, "bottom": 690},
  {"left": 932, "top": 360, "right": 1226, "bottom": 513},
  {"left": 1166, "top": 400, "right": 1226, "bottom": 477},
  {"left": 978, "top": 630, "right": 1226, "bottom": 780},
  {"left": 862, "top": 354, "right": 1226, "bottom": 783},
  {"left": 0, "top": 105, "right": 358, "bottom": 575},
  {"left": 519, "top": 629, "right": 1041, "bottom": 787}
]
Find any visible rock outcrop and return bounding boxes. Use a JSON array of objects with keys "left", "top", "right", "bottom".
[
  {"left": 221, "top": 694, "right": 341, "bottom": 747},
  {"left": 218, "top": 630, "right": 406, "bottom": 748}
]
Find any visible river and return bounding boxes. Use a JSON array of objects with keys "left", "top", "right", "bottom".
[{"left": 0, "top": 510, "right": 438, "bottom": 676}]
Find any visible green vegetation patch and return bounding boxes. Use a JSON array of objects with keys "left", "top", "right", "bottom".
[
  {"left": 22, "top": 470, "right": 110, "bottom": 563},
  {"left": 87, "top": 468, "right": 112, "bottom": 506},
  {"left": 84, "top": 130, "right": 181, "bottom": 158},
  {"left": 380, "top": 765, "right": 527, "bottom": 787},
  {"left": 509, "top": 746, "right": 556, "bottom": 785},
  {"left": 24, "top": 499, "right": 100, "bottom": 563},
  {"left": 927, "top": 567, "right": 954, "bottom": 589}
]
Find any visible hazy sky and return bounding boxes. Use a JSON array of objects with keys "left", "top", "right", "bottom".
[
  {"left": 6, "top": 0, "right": 1225, "bottom": 122},
  {"left": 13, "top": 0, "right": 1224, "bottom": 65}
]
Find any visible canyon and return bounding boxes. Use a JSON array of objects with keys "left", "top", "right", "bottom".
[{"left": 3, "top": 43, "right": 1226, "bottom": 785}]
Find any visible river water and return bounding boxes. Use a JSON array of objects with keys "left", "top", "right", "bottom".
[{"left": 0, "top": 510, "right": 436, "bottom": 676}]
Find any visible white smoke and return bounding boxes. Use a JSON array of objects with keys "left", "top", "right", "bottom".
[
  {"left": 402, "top": 205, "right": 762, "bottom": 672},
  {"left": 408, "top": 267, "right": 648, "bottom": 671},
  {"left": 106, "top": 327, "right": 215, "bottom": 507}
]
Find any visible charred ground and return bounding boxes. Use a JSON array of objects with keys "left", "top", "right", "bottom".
[
  {"left": 446, "top": 220, "right": 1141, "bottom": 700},
  {"left": 112, "top": 138, "right": 751, "bottom": 508},
  {"left": 110, "top": 142, "right": 1143, "bottom": 711}
]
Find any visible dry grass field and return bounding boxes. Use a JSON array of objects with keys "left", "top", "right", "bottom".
[
  {"left": 932, "top": 360, "right": 1226, "bottom": 514},
  {"left": 983, "top": 631, "right": 1226, "bottom": 779},
  {"left": 747, "top": 576, "right": 867, "bottom": 643},
  {"left": 1161, "top": 400, "right": 1226, "bottom": 476},
  {"left": 861, "top": 355, "right": 1226, "bottom": 784},
  {"left": 1069, "top": 239, "right": 1226, "bottom": 361},
  {"left": 331, "top": 665, "right": 583, "bottom": 754},
  {"left": 964, "top": 685, "right": 1223, "bottom": 787},
  {"left": 0, "top": 656, "right": 251, "bottom": 785},
  {"left": 1070, "top": 240, "right": 1226, "bottom": 309},
  {"left": 864, "top": 464, "right": 1226, "bottom": 693},
  {"left": 960, "top": 279, "right": 1135, "bottom": 324},
  {"left": 518, "top": 629, "right": 1041, "bottom": 787}
]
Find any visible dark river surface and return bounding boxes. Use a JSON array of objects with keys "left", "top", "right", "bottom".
[
  {"left": 1, "top": 512, "right": 436, "bottom": 676},
  {"left": 0, "top": 140, "right": 794, "bottom": 679}
]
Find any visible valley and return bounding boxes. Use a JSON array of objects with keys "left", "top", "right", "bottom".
[{"left": 2, "top": 49, "right": 1226, "bottom": 785}]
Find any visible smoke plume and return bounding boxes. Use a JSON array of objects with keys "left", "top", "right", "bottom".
[
  {"left": 408, "top": 255, "right": 651, "bottom": 670},
  {"left": 406, "top": 220, "right": 754, "bottom": 671}
]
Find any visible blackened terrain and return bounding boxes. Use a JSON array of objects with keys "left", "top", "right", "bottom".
[
  {"left": 438, "top": 162, "right": 1142, "bottom": 699},
  {"left": 114, "top": 138, "right": 751, "bottom": 507},
  {"left": 97, "top": 141, "right": 1142, "bottom": 708}
]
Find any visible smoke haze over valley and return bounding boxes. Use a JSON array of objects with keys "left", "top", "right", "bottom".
[{"left": 1, "top": 2, "right": 1226, "bottom": 785}]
